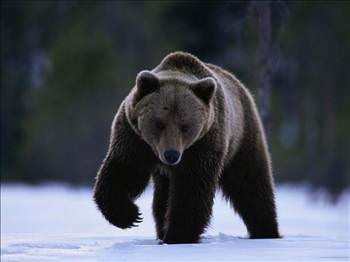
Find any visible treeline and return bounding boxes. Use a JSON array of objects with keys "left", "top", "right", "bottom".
[{"left": 1, "top": 1, "right": 349, "bottom": 200}]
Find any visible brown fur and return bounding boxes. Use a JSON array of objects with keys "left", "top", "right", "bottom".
[{"left": 93, "top": 52, "right": 280, "bottom": 244}]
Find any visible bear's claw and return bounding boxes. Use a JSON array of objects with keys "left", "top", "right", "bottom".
[{"left": 107, "top": 203, "right": 144, "bottom": 229}]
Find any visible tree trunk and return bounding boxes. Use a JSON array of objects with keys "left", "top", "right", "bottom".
[{"left": 255, "top": 2, "right": 273, "bottom": 139}]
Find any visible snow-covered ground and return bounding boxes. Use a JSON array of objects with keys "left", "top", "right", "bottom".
[{"left": 1, "top": 184, "right": 349, "bottom": 261}]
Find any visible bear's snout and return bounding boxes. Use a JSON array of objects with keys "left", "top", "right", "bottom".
[{"left": 163, "top": 150, "right": 181, "bottom": 165}]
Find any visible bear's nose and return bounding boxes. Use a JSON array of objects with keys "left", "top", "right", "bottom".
[{"left": 164, "top": 150, "right": 180, "bottom": 165}]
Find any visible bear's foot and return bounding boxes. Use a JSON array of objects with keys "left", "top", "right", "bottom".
[
  {"left": 105, "top": 202, "right": 143, "bottom": 229},
  {"left": 162, "top": 232, "right": 200, "bottom": 244},
  {"left": 250, "top": 233, "right": 281, "bottom": 239}
]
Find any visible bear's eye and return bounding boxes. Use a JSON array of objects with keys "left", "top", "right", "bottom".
[
  {"left": 180, "top": 124, "right": 189, "bottom": 133},
  {"left": 155, "top": 119, "right": 166, "bottom": 130}
]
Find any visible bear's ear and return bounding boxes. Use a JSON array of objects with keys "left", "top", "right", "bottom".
[
  {"left": 190, "top": 77, "right": 216, "bottom": 104},
  {"left": 134, "top": 71, "right": 160, "bottom": 104}
]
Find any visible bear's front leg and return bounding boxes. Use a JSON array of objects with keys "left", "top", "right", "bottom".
[
  {"left": 93, "top": 110, "right": 157, "bottom": 229},
  {"left": 93, "top": 150, "right": 151, "bottom": 229},
  {"left": 162, "top": 155, "right": 220, "bottom": 244},
  {"left": 152, "top": 170, "right": 169, "bottom": 240}
]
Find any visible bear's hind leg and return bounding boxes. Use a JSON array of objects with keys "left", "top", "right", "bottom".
[
  {"left": 152, "top": 170, "right": 169, "bottom": 240},
  {"left": 219, "top": 149, "right": 280, "bottom": 239}
]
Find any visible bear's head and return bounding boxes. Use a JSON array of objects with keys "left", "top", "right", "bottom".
[{"left": 126, "top": 70, "right": 217, "bottom": 166}]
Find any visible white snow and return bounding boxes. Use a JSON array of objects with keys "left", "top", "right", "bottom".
[{"left": 1, "top": 184, "right": 349, "bottom": 261}]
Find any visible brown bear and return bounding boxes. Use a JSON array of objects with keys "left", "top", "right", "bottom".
[{"left": 93, "top": 51, "right": 280, "bottom": 244}]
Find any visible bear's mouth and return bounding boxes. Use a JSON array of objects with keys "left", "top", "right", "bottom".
[{"left": 160, "top": 158, "right": 181, "bottom": 166}]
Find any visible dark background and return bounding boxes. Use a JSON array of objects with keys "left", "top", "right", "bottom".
[{"left": 1, "top": 1, "right": 349, "bottom": 201}]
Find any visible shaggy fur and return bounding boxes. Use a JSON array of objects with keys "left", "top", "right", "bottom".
[{"left": 93, "top": 52, "right": 280, "bottom": 244}]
